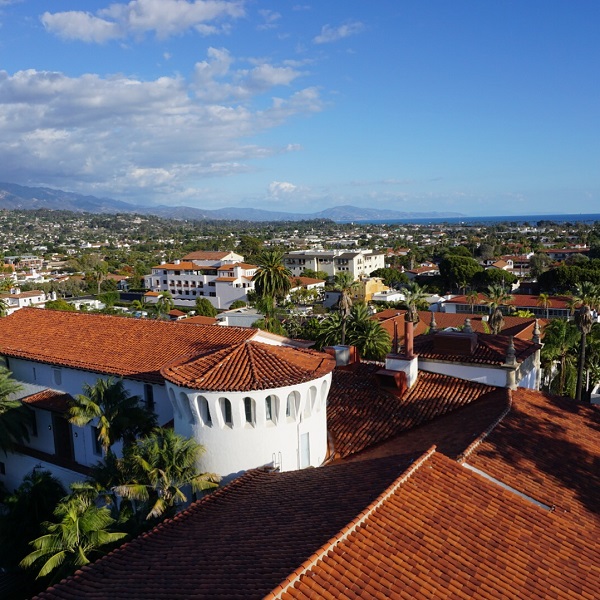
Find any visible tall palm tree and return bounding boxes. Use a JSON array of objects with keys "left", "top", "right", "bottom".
[
  {"left": 253, "top": 250, "right": 292, "bottom": 302},
  {"left": 114, "top": 428, "right": 219, "bottom": 520},
  {"left": 484, "top": 284, "right": 513, "bottom": 315},
  {"left": 315, "top": 312, "right": 344, "bottom": 349},
  {"left": 541, "top": 319, "right": 580, "bottom": 396},
  {"left": 91, "top": 262, "right": 108, "bottom": 295},
  {"left": 402, "top": 282, "right": 429, "bottom": 324},
  {"left": 465, "top": 289, "right": 480, "bottom": 314},
  {"left": 572, "top": 283, "right": 600, "bottom": 401},
  {"left": 333, "top": 272, "right": 359, "bottom": 345},
  {"left": 20, "top": 491, "right": 127, "bottom": 584},
  {"left": 537, "top": 292, "right": 552, "bottom": 320},
  {"left": 0, "top": 366, "right": 32, "bottom": 455},
  {"left": 68, "top": 378, "right": 157, "bottom": 456}
]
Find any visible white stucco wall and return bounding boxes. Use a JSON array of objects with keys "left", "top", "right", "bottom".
[
  {"left": 418, "top": 358, "right": 510, "bottom": 388},
  {"left": 167, "top": 374, "right": 332, "bottom": 481}
]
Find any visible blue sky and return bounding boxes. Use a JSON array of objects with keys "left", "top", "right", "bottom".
[{"left": 0, "top": 1, "right": 598, "bottom": 216}]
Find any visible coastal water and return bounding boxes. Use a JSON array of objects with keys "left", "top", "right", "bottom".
[{"left": 340, "top": 213, "right": 600, "bottom": 226}]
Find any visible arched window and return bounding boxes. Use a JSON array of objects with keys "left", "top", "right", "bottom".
[
  {"left": 180, "top": 392, "right": 194, "bottom": 424},
  {"left": 169, "top": 388, "right": 182, "bottom": 419},
  {"left": 286, "top": 391, "right": 300, "bottom": 421},
  {"left": 220, "top": 397, "right": 233, "bottom": 427},
  {"left": 243, "top": 397, "right": 255, "bottom": 426},
  {"left": 197, "top": 396, "right": 212, "bottom": 427},
  {"left": 265, "top": 395, "right": 278, "bottom": 423},
  {"left": 321, "top": 379, "right": 329, "bottom": 406}
]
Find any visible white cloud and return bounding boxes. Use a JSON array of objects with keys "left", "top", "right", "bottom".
[
  {"left": 313, "top": 20, "right": 364, "bottom": 44},
  {"left": 0, "top": 54, "right": 323, "bottom": 204},
  {"left": 268, "top": 181, "right": 297, "bottom": 197},
  {"left": 41, "top": 0, "right": 245, "bottom": 43},
  {"left": 257, "top": 9, "right": 280, "bottom": 31},
  {"left": 193, "top": 47, "right": 306, "bottom": 102}
]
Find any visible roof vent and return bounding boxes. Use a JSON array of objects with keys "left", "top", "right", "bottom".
[
  {"left": 433, "top": 331, "right": 478, "bottom": 355},
  {"left": 323, "top": 345, "right": 359, "bottom": 367},
  {"left": 375, "top": 368, "right": 407, "bottom": 397}
]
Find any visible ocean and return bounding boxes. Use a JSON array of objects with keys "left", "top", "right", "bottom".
[{"left": 339, "top": 213, "right": 600, "bottom": 226}]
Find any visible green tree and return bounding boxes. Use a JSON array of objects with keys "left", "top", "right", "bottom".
[
  {"left": 537, "top": 293, "right": 552, "bottom": 320},
  {"left": 195, "top": 297, "right": 218, "bottom": 317},
  {"left": 229, "top": 299, "right": 247, "bottom": 310},
  {"left": 45, "top": 298, "right": 77, "bottom": 311},
  {"left": 315, "top": 312, "right": 344, "bottom": 349},
  {"left": 483, "top": 284, "right": 513, "bottom": 314},
  {"left": 333, "top": 272, "right": 359, "bottom": 345},
  {"left": 20, "top": 490, "right": 127, "bottom": 584},
  {"left": 369, "top": 267, "right": 409, "bottom": 288},
  {"left": 155, "top": 291, "right": 175, "bottom": 318},
  {"left": 0, "top": 367, "right": 32, "bottom": 455},
  {"left": 541, "top": 319, "right": 580, "bottom": 396},
  {"left": 114, "top": 428, "right": 219, "bottom": 520},
  {"left": 68, "top": 378, "right": 157, "bottom": 456},
  {"left": 401, "top": 282, "right": 429, "bottom": 323},
  {"left": 439, "top": 255, "right": 483, "bottom": 292},
  {"left": 465, "top": 290, "right": 481, "bottom": 314},
  {"left": 0, "top": 469, "right": 66, "bottom": 570},
  {"left": 347, "top": 304, "right": 391, "bottom": 360},
  {"left": 300, "top": 268, "right": 329, "bottom": 281},
  {"left": 253, "top": 249, "right": 292, "bottom": 301}
]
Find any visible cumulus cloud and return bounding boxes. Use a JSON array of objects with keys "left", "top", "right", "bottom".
[
  {"left": 268, "top": 181, "right": 297, "bottom": 197},
  {"left": 193, "top": 47, "right": 306, "bottom": 102},
  {"left": 41, "top": 0, "right": 245, "bottom": 43},
  {"left": 313, "top": 20, "right": 364, "bottom": 44},
  {"left": 0, "top": 49, "right": 323, "bottom": 204}
]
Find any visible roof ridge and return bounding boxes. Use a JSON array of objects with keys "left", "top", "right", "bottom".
[
  {"left": 265, "top": 446, "right": 438, "bottom": 599},
  {"left": 458, "top": 388, "right": 513, "bottom": 462}
]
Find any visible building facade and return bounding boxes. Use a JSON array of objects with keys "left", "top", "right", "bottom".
[{"left": 283, "top": 249, "right": 385, "bottom": 280}]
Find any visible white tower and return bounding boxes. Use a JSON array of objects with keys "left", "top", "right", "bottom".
[{"left": 161, "top": 341, "right": 336, "bottom": 480}]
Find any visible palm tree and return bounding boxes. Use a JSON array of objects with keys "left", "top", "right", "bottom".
[
  {"left": 68, "top": 378, "right": 157, "bottom": 456},
  {"left": 253, "top": 250, "right": 292, "bottom": 302},
  {"left": 114, "top": 428, "right": 219, "bottom": 520},
  {"left": 155, "top": 291, "right": 175, "bottom": 318},
  {"left": 0, "top": 468, "right": 66, "bottom": 569},
  {"left": 315, "top": 312, "right": 344, "bottom": 349},
  {"left": 572, "top": 283, "right": 600, "bottom": 401},
  {"left": 465, "top": 289, "right": 480, "bottom": 314},
  {"left": 91, "top": 262, "right": 108, "bottom": 295},
  {"left": 541, "top": 319, "right": 580, "bottom": 396},
  {"left": 484, "top": 284, "right": 513, "bottom": 315},
  {"left": 537, "top": 292, "right": 552, "bottom": 320},
  {"left": 402, "top": 282, "right": 429, "bottom": 324},
  {"left": 0, "top": 366, "right": 32, "bottom": 455},
  {"left": 333, "top": 272, "right": 359, "bottom": 345},
  {"left": 20, "top": 490, "right": 127, "bottom": 584},
  {"left": 347, "top": 305, "right": 391, "bottom": 361},
  {"left": 489, "top": 307, "right": 505, "bottom": 335},
  {"left": 0, "top": 296, "right": 9, "bottom": 317}
]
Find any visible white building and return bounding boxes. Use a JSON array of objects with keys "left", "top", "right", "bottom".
[
  {"left": 0, "top": 308, "right": 335, "bottom": 490},
  {"left": 283, "top": 249, "right": 385, "bottom": 280},
  {"left": 0, "top": 289, "right": 56, "bottom": 315},
  {"left": 143, "top": 251, "right": 256, "bottom": 310}
]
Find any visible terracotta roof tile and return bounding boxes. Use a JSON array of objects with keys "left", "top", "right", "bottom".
[
  {"left": 182, "top": 251, "right": 233, "bottom": 260},
  {"left": 328, "top": 363, "right": 496, "bottom": 458},
  {"left": 274, "top": 451, "right": 600, "bottom": 600},
  {"left": 21, "top": 388, "right": 73, "bottom": 413},
  {"left": 0, "top": 308, "right": 255, "bottom": 383},
  {"left": 150, "top": 261, "right": 198, "bottom": 270},
  {"left": 34, "top": 455, "right": 417, "bottom": 600},
  {"left": 464, "top": 388, "right": 600, "bottom": 532},
  {"left": 413, "top": 331, "right": 540, "bottom": 365},
  {"left": 161, "top": 341, "right": 335, "bottom": 391}
]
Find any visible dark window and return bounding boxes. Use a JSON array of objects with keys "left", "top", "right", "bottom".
[
  {"left": 244, "top": 397, "right": 254, "bottom": 424},
  {"left": 144, "top": 384, "right": 155, "bottom": 410},
  {"left": 29, "top": 409, "right": 38, "bottom": 437},
  {"left": 92, "top": 426, "right": 103, "bottom": 455},
  {"left": 0, "top": 462, "right": 5, "bottom": 475}
]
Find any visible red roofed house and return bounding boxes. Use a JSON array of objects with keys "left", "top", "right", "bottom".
[
  {"left": 27, "top": 316, "right": 599, "bottom": 599},
  {"left": 143, "top": 250, "right": 257, "bottom": 310},
  {"left": 0, "top": 308, "right": 335, "bottom": 491}
]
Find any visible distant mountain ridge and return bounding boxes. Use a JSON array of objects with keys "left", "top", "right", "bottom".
[{"left": 0, "top": 182, "right": 464, "bottom": 222}]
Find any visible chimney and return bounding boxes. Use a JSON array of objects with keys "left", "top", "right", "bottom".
[
  {"left": 323, "top": 345, "right": 359, "bottom": 368},
  {"left": 384, "top": 319, "right": 419, "bottom": 389}
]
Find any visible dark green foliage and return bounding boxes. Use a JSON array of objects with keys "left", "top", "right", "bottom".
[
  {"left": 195, "top": 297, "right": 218, "bottom": 317},
  {"left": 439, "top": 255, "right": 483, "bottom": 291}
]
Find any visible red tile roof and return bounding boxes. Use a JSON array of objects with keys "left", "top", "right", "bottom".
[
  {"left": 0, "top": 308, "right": 255, "bottom": 383},
  {"left": 161, "top": 341, "right": 335, "bottom": 391},
  {"left": 181, "top": 315, "right": 218, "bottom": 325},
  {"left": 445, "top": 293, "right": 572, "bottom": 310},
  {"left": 464, "top": 388, "right": 600, "bottom": 532},
  {"left": 414, "top": 331, "right": 540, "bottom": 365},
  {"left": 328, "top": 363, "right": 497, "bottom": 458},
  {"left": 34, "top": 455, "right": 416, "bottom": 600},
  {"left": 151, "top": 261, "right": 198, "bottom": 270},
  {"left": 182, "top": 251, "right": 233, "bottom": 260},
  {"left": 375, "top": 309, "right": 541, "bottom": 341},
  {"left": 271, "top": 450, "right": 600, "bottom": 600},
  {"left": 21, "top": 388, "right": 73, "bottom": 413}
]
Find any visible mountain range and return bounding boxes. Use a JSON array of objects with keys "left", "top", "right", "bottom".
[{"left": 0, "top": 182, "right": 464, "bottom": 222}]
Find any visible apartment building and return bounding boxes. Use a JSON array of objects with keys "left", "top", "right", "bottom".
[{"left": 283, "top": 249, "right": 385, "bottom": 280}]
